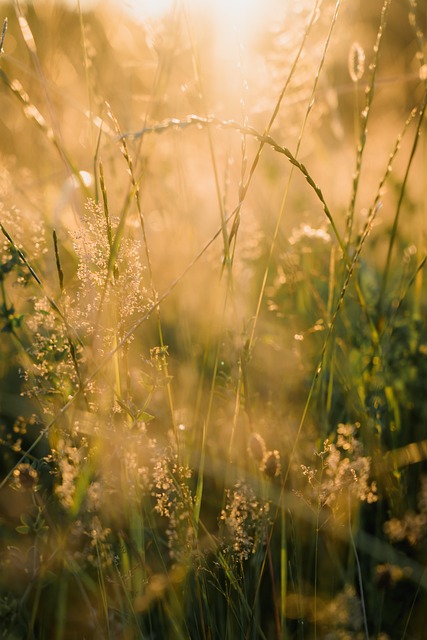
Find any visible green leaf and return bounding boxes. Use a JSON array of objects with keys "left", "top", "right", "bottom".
[
  {"left": 16, "top": 525, "right": 30, "bottom": 535},
  {"left": 136, "top": 410, "right": 155, "bottom": 423}
]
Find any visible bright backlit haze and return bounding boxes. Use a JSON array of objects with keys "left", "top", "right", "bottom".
[
  {"left": 81, "top": 0, "right": 283, "bottom": 47},
  {"left": 121, "top": 0, "right": 271, "bottom": 29}
]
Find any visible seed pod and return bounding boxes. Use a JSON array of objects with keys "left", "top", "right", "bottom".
[
  {"left": 263, "top": 450, "right": 281, "bottom": 478},
  {"left": 248, "top": 432, "right": 266, "bottom": 463},
  {"left": 348, "top": 42, "right": 365, "bottom": 83}
]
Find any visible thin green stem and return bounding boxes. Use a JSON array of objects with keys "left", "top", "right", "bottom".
[
  {"left": 345, "top": 0, "right": 392, "bottom": 247},
  {"left": 348, "top": 491, "right": 369, "bottom": 640},
  {"left": 378, "top": 95, "right": 427, "bottom": 313}
]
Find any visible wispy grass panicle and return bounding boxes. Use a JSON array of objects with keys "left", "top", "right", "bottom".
[
  {"left": 69, "top": 198, "right": 149, "bottom": 345},
  {"left": 219, "top": 480, "right": 271, "bottom": 564}
]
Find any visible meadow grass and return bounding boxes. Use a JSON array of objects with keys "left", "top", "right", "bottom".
[{"left": 0, "top": 0, "right": 427, "bottom": 638}]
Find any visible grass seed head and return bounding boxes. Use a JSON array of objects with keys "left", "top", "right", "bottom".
[
  {"left": 262, "top": 449, "right": 281, "bottom": 478},
  {"left": 248, "top": 432, "right": 267, "bottom": 463},
  {"left": 348, "top": 41, "right": 365, "bottom": 82}
]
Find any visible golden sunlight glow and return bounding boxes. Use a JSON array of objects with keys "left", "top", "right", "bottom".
[{"left": 120, "top": 0, "right": 280, "bottom": 43}]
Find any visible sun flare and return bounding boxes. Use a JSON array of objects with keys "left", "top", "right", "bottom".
[{"left": 120, "top": 0, "right": 280, "bottom": 44}]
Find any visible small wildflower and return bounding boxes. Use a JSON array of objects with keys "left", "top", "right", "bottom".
[
  {"left": 86, "top": 516, "right": 113, "bottom": 568},
  {"left": 219, "top": 480, "right": 271, "bottom": 563},
  {"left": 10, "top": 463, "right": 38, "bottom": 491},
  {"left": 152, "top": 453, "right": 195, "bottom": 562},
  {"left": 23, "top": 296, "right": 81, "bottom": 411},
  {"left": 300, "top": 423, "right": 378, "bottom": 511},
  {"left": 53, "top": 440, "right": 86, "bottom": 510},
  {"left": 301, "top": 464, "right": 317, "bottom": 485}
]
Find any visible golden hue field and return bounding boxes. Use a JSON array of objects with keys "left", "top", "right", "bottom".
[{"left": 1, "top": 1, "right": 427, "bottom": 638}]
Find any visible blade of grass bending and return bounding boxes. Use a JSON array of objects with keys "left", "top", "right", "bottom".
[
  {"left": 345, "top": 0, "right": 392, "bottom": 247},
  {"left": 0, "top": 222, "right": 84, "bottom": 350},
  {"left": 104, "top": 110, "right": 145, "bottom": 415},
  {"left": 129, "top": 509, "right": 146, "bottom": 600},
  {"left": 214, "top": 551, "right": 268, "bottom": 640},
  {"left": 77, "top": 0, "right": 97, "bottom": 153},
  {"left": 93, "top": 124, "right": 103, "bottom": 204},
  {"left": 14, "top": 0, "right": 91, "bottom": 199},
  {"left": 0, "top": 68, "right": 92, "bottom": 197},
  {"left": 64, "top": 554, "right": 102, "bottom": 631},
  {"left": 0, "top": 17, "right": 7, "bottom": 53},
  {"left": 53, "top": 228, "right": 89, "bottom": 407},
  {"left": 378, "top": 94, "right": 427, "bottom": 313},
  {"left": 0, "top": 209, "right": 228, "bottom": 490},
  {"left": 110, "top": 105, "right": 180, "bottom": 449},
  {"left": 99, "top": 161, "right": 112, "bottom": 248},
  {"left": 120, "top": 101, "right": 417, "bottom": 346},
  {"left": 121, "top": 117, "right": 345, "bottom": 255},
  {"left": 247, "top": 0, "right": 342, "bottom": 352},
  {"left": 55, "top": 573, "right": 68, "bottom": 640},
  {"left": 10, "top": 2, "right": 86, "bottom": 184},
  {"left": 52, "top": 230, "right": 64, "bottom": 293},
  {"left": 125, "top": 115, "right": 379, "bottom": 360},
  {"left": 193, "top": 420, "right": 206, "bottom": 529},
  {"left": 280, "top": 492, "right": 287, "bottom": 640},
  {"left": 90, "top": 176, "right": 139, "bottom": 343},
  {"left": 0, "top": 120, "right": 370, "bottom": 488},
  {"left": 0, "top": 114, "right": 380, "bottom": 494},
  {"left": 184, "top": 5, "right": 239, "bottom": 469},
  {"left": 95, "top": 538, "right": 111, "bottom": 639},
  {"left": 282, "top": 200, "right": 379, "bottom": 492},
  {"left": 400, "top": 568, "right": 425, "bottom": 640},
  {"left": 28, "top": 577, "right": 42, "bottom": 638},
  {"left": 184, "top": 5, "right": 229, "bottom": 263},
  {"left": 348, "top": 490, "right": 369, "bottom": 640},
  {"left": 266, "top": 533, "right": 282, "bottom": 638},
  {"left": 390, "top": 254, "right": 426, "bottom": 326},
  {"left": 225, "top": 0, "right": 321, "bottom": 261},
  {"left": 244, "top": 545, "right": 270, "bottom": 640}
]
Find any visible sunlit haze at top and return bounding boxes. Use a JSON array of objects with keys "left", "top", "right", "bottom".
[
  {"left": 121, "top": 0, "right": 268, "bottom": 30},
  {"left": 84, "top": 0, "right": 283, "bottom": 48}
]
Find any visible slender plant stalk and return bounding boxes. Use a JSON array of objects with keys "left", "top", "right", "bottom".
[
  {"left": 348, "top": 490, "right": 369, "bottom": 640},
  {"left": 345, "top": 0, "right": 392, "bottom": 247},
  {"left": 378, "top": 94, "right": 427, "bottom": 313}
]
